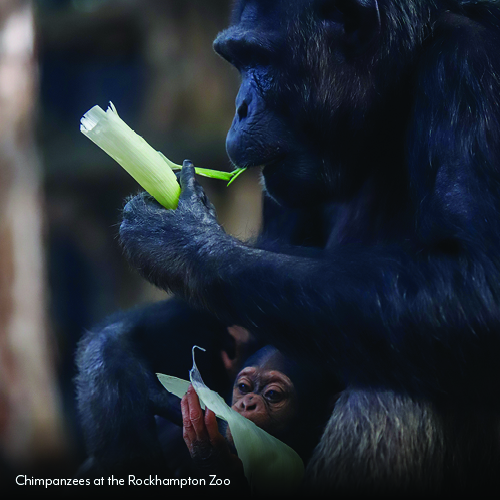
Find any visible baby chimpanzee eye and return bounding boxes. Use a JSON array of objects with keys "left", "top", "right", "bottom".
[
  {"left": 264, "top": 389, "right": 283, "bottom": 402},
  {"left": 238, "top": 383, "right": 251, "bottom": 393}
]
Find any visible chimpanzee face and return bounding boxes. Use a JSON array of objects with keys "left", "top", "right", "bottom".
[
  {"left": 214, "top": 0, "right": 383, "bottom": 206},
  {"left": 231, "top": 365, "right": 298, "bottom": 435}
]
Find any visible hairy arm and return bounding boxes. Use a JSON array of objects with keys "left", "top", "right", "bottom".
[{"left": 119, "top": 165, "right": 500, "bottom": 402}]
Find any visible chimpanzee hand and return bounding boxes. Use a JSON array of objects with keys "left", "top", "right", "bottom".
[
  {"left": 181, "top": 385, "right": 245, "bottom": 480},
  {"left": 119, "top": 160, "right": 232, "bottom": 295}
]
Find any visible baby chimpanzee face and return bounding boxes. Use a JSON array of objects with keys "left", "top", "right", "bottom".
[{"left": 231, "top": 365, "right": 298, "bottom": 435}]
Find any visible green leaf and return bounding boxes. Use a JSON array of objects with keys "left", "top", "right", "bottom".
[
  {"left": 227, "top": 167, "right": 247, "bottom": 186},
  {"left": 80, "top": 103, "right": 180, "bottom": 209},
  {"left": 80, "top": 103, "right": 248, "bottom": 208},
  {"left": 156, "top": 346, "right": 304, "bottom": 494}
]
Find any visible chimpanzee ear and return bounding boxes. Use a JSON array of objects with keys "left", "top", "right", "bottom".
[{"left": 319, "top": 0, "right": 381, "bottom": 53}]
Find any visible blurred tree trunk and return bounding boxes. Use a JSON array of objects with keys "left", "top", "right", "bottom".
[{"left": 0, "top": 0, "right": 66, "bottom": 470}]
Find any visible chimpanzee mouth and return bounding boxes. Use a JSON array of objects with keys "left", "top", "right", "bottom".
[
  {"left": 229, "top": 151, "right": 286, "bottom": 172},
  {"left": 259, "top": 155, "right": 286, "bottom": 171}
]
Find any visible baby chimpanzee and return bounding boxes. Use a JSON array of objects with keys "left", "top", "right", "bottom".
[{"left": 181, "top": 346, "right": 329, "bottom": 489}]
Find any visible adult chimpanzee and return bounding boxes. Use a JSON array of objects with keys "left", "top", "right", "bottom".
[{"left": 76, "top": 0, "right": 500, "bottom": 495}]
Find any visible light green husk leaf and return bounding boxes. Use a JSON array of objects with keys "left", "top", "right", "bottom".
[
  {"left": 156, "top": 346, "right": 304, "bottom": 494},
  {"left": 80, "top": 103, "right": 247, "bottom": 209},
  {"left": 155, "top": 375, "right": 194, "bottom": 405},
  {"left": 80, "top": 103, "right": 181, "bottom": 209}
]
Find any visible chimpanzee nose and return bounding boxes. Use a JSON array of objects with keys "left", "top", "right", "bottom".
[
  {"left": 241, "top": 395, "right": 257, "bottom": 411},
  {"left": 237, "top": 100, "right": 248, "bottom": 120}
]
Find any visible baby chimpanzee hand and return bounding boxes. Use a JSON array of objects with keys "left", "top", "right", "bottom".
[{"left": 181, "top": 385, "right": 245, "bottom": 482}]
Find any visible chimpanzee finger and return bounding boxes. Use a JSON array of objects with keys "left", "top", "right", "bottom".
[
  {"left": 179, "top": 160, "right": 197, "bottom": 199},
  {"left": 122, "top": 191, "right": 162, "bottom": 219},
  {"left": 205, "top": 408, "right": 226, "bottom": 448},
  {"left": 181, "top": 393, "right": 196, "bottom": 446},
  {"left": 179, "top": 160, "right": 213, "bottom": 206},
  {"left": 179, "top": 160, "right": 206, "bottom": 201},
  {"left": 186, "top": 384, "right": 209, "bottom": 442}
]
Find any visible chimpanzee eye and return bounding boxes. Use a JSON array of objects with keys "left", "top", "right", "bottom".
[
  {"left": 264, "top": 389, "right": 283, "bottom": 402},
  {"left": 238, "top": 383, "right": 251, "bottom": 393}
]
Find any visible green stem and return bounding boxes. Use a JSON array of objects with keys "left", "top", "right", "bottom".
[{"left": 159, "top": 151, "right": 247, "bottom": 186}]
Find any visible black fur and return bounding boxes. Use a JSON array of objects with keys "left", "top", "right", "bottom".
[
  {"left": 75, "top": 298, "right": 231, "bottom": 475},
  {"left": 77, "top": 0, "right": 500, "bottom": 494}
]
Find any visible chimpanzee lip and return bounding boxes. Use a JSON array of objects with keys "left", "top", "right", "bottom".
[
  {"left": 230, "top": 152, "right": 286, "bottom": 171},
  {"left": 259, "top": 154, "right": 286, "bottom": 170}
]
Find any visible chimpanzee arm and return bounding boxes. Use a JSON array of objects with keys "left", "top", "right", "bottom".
[
  {"left": 119, "top": 167, "right": 500, "bottom": 405},
  {"left": 75, "top": 297, "right": 230, "bottom": 474},
  {"left": 257, "top": 194, "right": 334, "bottom": 252}
]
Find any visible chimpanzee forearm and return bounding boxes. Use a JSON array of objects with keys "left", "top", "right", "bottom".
[{"left": 157, "top": 234, "right": 500, "bottom": 403}]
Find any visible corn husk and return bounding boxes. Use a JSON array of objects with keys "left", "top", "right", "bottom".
[
  {"left": 157, "top": 347, "right": 305, "bottom": 494},
  {"left": 80, "top": 103, "right": 247, "bottom": 209},
  {"left": 80, "top": 103, "right": 181, "bottom": 209}
]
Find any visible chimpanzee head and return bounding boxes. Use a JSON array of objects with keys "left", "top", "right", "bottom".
[
  {"left": 214, "top": 0, "right": 434, "bottom": 207},
  {"left": 230, "top": 346, "right": 299, "bottom": 436}
]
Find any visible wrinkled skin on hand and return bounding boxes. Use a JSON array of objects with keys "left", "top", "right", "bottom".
[
  {"left": 119, "top": 161, "right": 232, "bottom": 298},
  {"left": 181, "top": 385, "right": 245, "bottom": 481}
]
